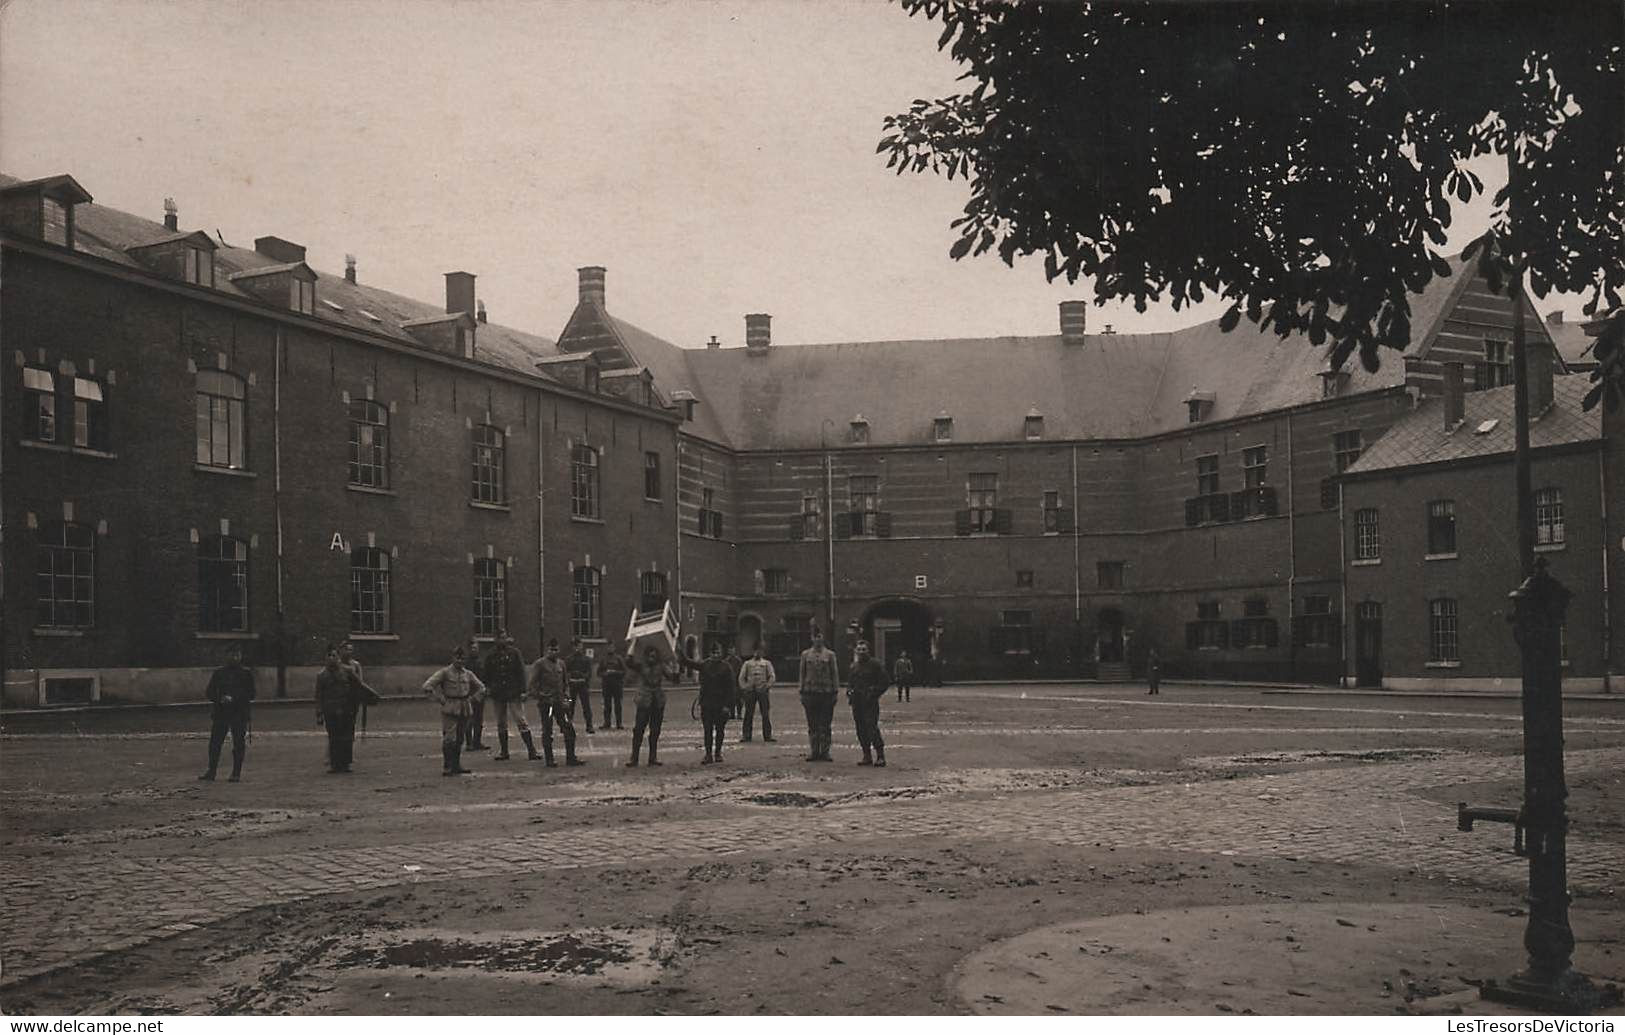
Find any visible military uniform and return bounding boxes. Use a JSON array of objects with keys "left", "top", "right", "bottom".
[
  {"left": 624, "top": 653, "right": 679, "bottom": 766},
  {"left": 564, "top": 648, "right": 596, "bottom": 733},
  {"left": 798, "top": 644, "right": 840, "bottom": 761},
  {"left": 893, "top": 654, "right": 914, "bottom": 702},
  {"left": 737, "top": 654, "right": 776, "bottom": 742},
  {"left": 463, "top": 646, "right": 488, "bottom": 751},
  {"left": 847, "top": 654, "right": 889, "bottom": 766},
  {"left": 315, "top": 663, "right": 360, "bottom": 773},
  {"left": 528, "top": 653, "right": 582, "bottom": 766},
  {"left": 687, "top": 653, "right": 735, "bottom": 763},
  {"left": 424, "top": 662, "right": 486, "bottom": 775},
  {"left": 598, "top": 652, "right": 627, "bottom": 729},
  {"left": 200, "top": 659, "right": 256, "bottom": 781},
  {"left": 484, "top": 642, "right": 538, "bottom": 760}
]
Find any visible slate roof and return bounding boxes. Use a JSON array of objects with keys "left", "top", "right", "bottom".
[
  {"left": 1343, "top": 374, "right": 1601, "bottom": 477},
  {"left": 1542, "top": 314, "right": 1599, "bottom": 368},
  {"left": 0, "top": 173, "right": 560, "bottom": 379}
]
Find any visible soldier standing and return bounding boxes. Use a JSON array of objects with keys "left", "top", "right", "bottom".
[
  {"left": 893, "top": 650, "right": 915, "bottom": 703},
  {"left": 528, "top": 639, "right": 583, "bottom": 766},
  {"left": 484, "top": 631, "right": 539, "bottom": 761},
  {"left": 737, "top": 644, "right": 776, "bottom": 743},
  {"left": 462, "top": 636, "right": 489, "bottom": 752},
  {"left": 424, "top": 646, "right": 486, "bottom": 776},
  {"left": 798, "top": 626, "right": 840, "bottom": 762},
  {"left": 598, "top": 647, "right": 627, "bottom": 730},
  {"left": 1146, "top": 647, "right": 1162, "bottom": 696},
  {"left": 315, "top": 645, "right": 359, "bottom": 773},
  {"left": 624, "top": 645, "right": 680, "bottom": 766},
  {"left": 685, "top": 642, "right": 735, "bottom": 764},
  {"left": 199, "top": 644, "right": 256, "bottom": 782},
  {"left": 564, "top": 637, "right": 597, "bottom": 734},
  {"left": 848, "top": 639, "right": 889, "bottom": 767},
  {"left": 724, "top": 644, "right": 744, "bottom": 719}
]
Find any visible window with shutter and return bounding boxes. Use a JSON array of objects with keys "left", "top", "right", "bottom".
[{"left": 992, "top": 508, "right": 1013, "bottom": 535}]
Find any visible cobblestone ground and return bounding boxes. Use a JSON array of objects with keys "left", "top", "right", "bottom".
[{"left": 3, "top": 686, "right": 1623, "bottom": 992}]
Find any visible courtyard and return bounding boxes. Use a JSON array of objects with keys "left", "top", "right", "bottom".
[{"left": 2, "top": 683, "right": 1622, "bottom": 1015}]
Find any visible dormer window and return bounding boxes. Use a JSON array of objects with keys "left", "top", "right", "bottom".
[
  {"left": 1024, "top": 409, "right": 1044, "bottom": 440},
  {"left": 230, "top": 262, "right": 317, "bottom": 315},
  {"left": 586, "top": 366, "right": 601, "bottom": 393},
  {"left": 185, "top": 246, "right": 214, "bottom": 287},
  {"left": 934, "top": 414, "right": 954, "bottom": 442},
  {"left": 1319, "top": 370, "right": 1349, "bottom": 399},
  {"left": 128, "top": 230, "right": 218, "bottom": 288},
  {"left": 850, "top": 416, "right": 869, "bottom": 444},
  {"left": 0, "top": 174, "right": 92, "bottom": 249},
  {"left": 1186, "top": 391, "right": 1215, "bottom": 424},
  {"left": 290, "top": 278, "right": 315, "bottom": 315}
]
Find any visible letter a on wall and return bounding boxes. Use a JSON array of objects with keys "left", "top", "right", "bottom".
[{"left": 330, "top": 532, "right": 350, "bottom": 552}]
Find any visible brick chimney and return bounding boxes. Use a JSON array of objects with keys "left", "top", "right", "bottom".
[
  {"left": 1059, "top": 300, "right": 1088, "bottom": 346},
  {"left": 1529, "top": 340, "right": 1555, "bottom": 415},
  {"left": 745, "top": 313, "right": 772, "bottom": 355},
  {"left": 344, "top": 254, "right": 357, "bottom": 284},
  {"left": 254, "top": 236, "right": 306, "bottom": 264},
  {"left": 163, "top": 198, "right": 178, "bottom": 231},
  {"left": 578, "top": 266, "right": 606, "bottom": 307},
  {"left": 1443, "top": 361, "right": 1465, "bottom": 429},
  {"left": 445, "top": 271, "right": 475, "bottom": 317}
]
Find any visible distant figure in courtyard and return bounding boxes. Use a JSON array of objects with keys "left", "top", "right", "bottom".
[
  {"left": 724, "top": 644, "right": 745, "bottom": 719},
  {"left": 624, "top": 645, "right": 682, "bottom": 766},
  {"left": 684, "top": 642, "right": 735, "bottom": 764},
  {"left": 199, "top": 644, "right": 256, "bottom": 782},
  {"left": 598, "top": 645, "right": 627, "bottom": 730},
  {"left": 893, "top": 650, "right": 915, "bottom": 703},
  {"left": 565, "top": 637, "right": 597, "bottom": 735},
  {"left": 424, "top": 646, "right": 486, "bottom": 776},
  {"left": 738, "top": 644, "right": 776, "bottom": 743},
  {"left": 483, "top": 630, "right": 538, "bottom": 761},
  {"left": 316, "top": 644, "right": 360, "bottom": 773},
  {"left": 529, "top": 639, "right": 582, "bottom": 766},
  {"left": 847, "top": 639, "right": 889, "bottom": 767},
  {"left": 462, "top": 635, "right": 488, "bottom": 752},
  {"left": 1146, "top": 647, "right": 1161, "bottom": 696},
  {"left": 798, "top": 626, "right": 840, "bottom": 762}
]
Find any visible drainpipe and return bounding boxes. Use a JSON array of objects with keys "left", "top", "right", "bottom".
[
  {"left": 825, "top": 449, "right": 836, "bottom": 644},
  {"left": 273, "top": 326, "right": 287, "bottom": 698},
  {"left": 1071, "top": 443, "right": 1082, "bottom": 673},
  {"left": 1286, "top": 411, "right": 1297, "bottom": 682},
  {"left": 1601, "top": 449, "right": 1613, "bottom": 693},
  {"left": 1337, "top": 469, "right": 1349, "bottom": 689},
  {"left": 537, "top": 397, "right": 547, "bottom": 651},
  {"left": 674, "top": 436, "right": 684, "bottom": 656}
]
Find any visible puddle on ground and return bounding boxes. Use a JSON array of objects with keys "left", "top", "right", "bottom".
[
  {"left": 329, "top": 925, "right": 677, "bottom": 983},
  {"left": 1190, "top": 748, "right": 1456, "bottom": 768}
]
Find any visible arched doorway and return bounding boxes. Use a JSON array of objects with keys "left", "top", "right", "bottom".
[
  {"left": 736, "top": 613, "right": 763, "bottom": 655},
  {"left": 859, "top": 598, "right": 933, "bottom": 674},
  {"left": 1097, "top": 607, "right": 1125, "bottom": 663}
]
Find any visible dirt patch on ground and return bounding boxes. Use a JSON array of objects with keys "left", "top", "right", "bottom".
[{"left": 1190, "top": 748, "right": 1457, "bottom": 769}]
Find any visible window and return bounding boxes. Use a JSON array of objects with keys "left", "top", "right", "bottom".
[
  {"left": 195, "top": 370, "right": 246, "bottom": 469},
  {"left": 1233, "top": 598, "right": 1278, "bottom": 650},
  {"left": 698, "top": 488, "right": 724, "bottom": 538},
  {"left": 764, "top": 568, "right": 789, "bottom": 594},
  {"left": 1535, "top": 487, "right": 1565, "bottom": 547},
  {"left": 36, "top": 522, "right": 94, "bottom": 629},
  {"left": 643, "top": 451, "right": 662, "bottom": 500},
  {"left": 474, "top": 558, "right": 506, "bottom": 638},
  {"left": 781, "top": 613, "right": 812, "bottom": 657},
  {"left": 1189, "top": 601, "right": 1225, "bottom": 650},
  {"left": 1024, "top": 413, "right": 1044, "bottom": 440},
  {"left": 71, "top": 377, "right": 107, "bottom": 451},
  {"left": 197, "top": 535, "right": 249, "bottom": 633},
  {"left": 22, "top": 366, "right": 56, "bottom": 443},
  {"left": 1197, "top": 601, "right": 1220, "bottom": 621},
  {"left": 1097, "top": 561, "right": 1124, "bottom": 590},
  {"left": 572, "top": 566, "right": 600, "bottom": 638},
  {"left": 1244, "top": 598, "right": 1269, "bottom": 617},
  {"left": 289, "top": 278, "right": 315, "bottom": 315},
  {"left": 849, "top": 475, "right": 879, "bottom": 535},
  {"left": 968, "top": 472, "right": 998, "bottom": 533},
  {"left": 1196, "top": 454, "right": 1220, "bottom": 495},
  {"left": 801, "top": 493, "right": 821, "bottom": 538},
  {"left": 996, "top": 609, "right": 1035, "bottom": 653},
  {"left": 850, "top": 418, "right": 869, "bottom": 444},
  {"left": 639, "top": 571, "right": 668, "bottom": 614},
  {"left": 472, "top": 425, "right": 505, "bottom": 504},
  {"left": 347, "top": 399, "right": 389, "bottom": 489},
  {"left": 1042, "top": 490, "right": 1064, "bottom": 532},
  {"left": 1016, "top": 569, "right": 1034, "bottom": 588},
  {"left": 1333, "top": 430, "right": 1363, "bottom": 473},
  {"left": 1354, "top": 508, "right": 1381, "bottom": 561},
  {"left": 1429, "top": 599, "right": 1459, "bottom": 663},
  {"left": 1483, "top": 339, "right": 1511, "bottom": 388},
  {"left": 571, "top": 444, "right": 600, "bottom": 518},
  {"left": 350, "top": 546, "right": 391, "bottom": 634},
  {"left": 1299, "top": 595, "right": 1336, "bottom": 648},
  {"left": 934, "top": 416, "right": 953, "bottom": 442},
  {"left": 184, "top": 247, "right": 214, "bottom": 287},
  {"left": 1426, "top": 500, "right": 1457, "bottom": 557},
  {"left": 1242, "top": 445, "right": 1268, "bottom": 488}
]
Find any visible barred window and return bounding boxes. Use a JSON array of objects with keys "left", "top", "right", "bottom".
[
  {"left": 849, "top": 475, "right": 879, "bottom": 514},
  {"left": 1427, "top": 500, "right": 1457, "bottom": 556},
  {"left": 1429, "top": 599, "right": 1459, "bottom": 663},
  {"left": 968, "top": 473, "right": 998, "bottom": 533},
  {"left": 1334, "top": 430, "right": 1363, "bottom": 473},
  {"left": 474, "top": 558, "right": 506, "bottom": 638},
  {"left": 350, "top": 546, "right": 391, "bottom": 634},
  {"left": 644, "top": 451, "right": 662, "bottom": 500},
  {"left": 1242, "top": 445, "right": 1268, "bottom": 488},
  {"left": 572, "top": 566, "right": 600, "bottom": 638},
  {"left": 472, "top": 425, "right": 505, "bottom": 504},
  {"left": 36, "top": 522, "right": 94, "bottom": 629},
  {"left": 639, "top": 571, "right": 668, "bottom": 614},
  {"left": 571, "top": 444, "right": 600, "bottom": 518},
  {"left": 195, "top": 370, "right": 246, "bottom": 470},
  {"left": 763, "top": 568, "right": 789, "bottom": 594},
  {"left": 698, "top": 487, "right": 724, "bottom": 538},
  {"left": 198, "top": 534, "right": 249, "bottom": 633},
  {"left": 1355, "top": 508, "right": 1381, "bottom": 560},
  {"left": 933, "top": 416, "right": 953, "bottom": 442},
  {"left": 22, "top": 366, "right": 57, "bottom": 443},
  {"left": 1535, "top": 487, "right": 1565, "bottom": 546},
  {"left": 1196, "top": 454, "right": 1220, "bottom": 495},
  {"left": 347, "top": 399, "right": 389, "bottom": 489}
]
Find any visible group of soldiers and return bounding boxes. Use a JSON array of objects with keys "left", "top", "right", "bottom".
[{"left": 197, "top": 627, "right": 923, "bottom": 781}]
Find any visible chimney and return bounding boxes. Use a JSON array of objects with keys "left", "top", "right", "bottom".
[
  {"left": 1529, "top": 340, "right": 1555, "bottom": 415},
  {"left": 745, "top": 313, "right": 772, "bottom": 355},
  {"left": 344, "top": 254, "right": 357, "bottom": 284},
  {"left": 1443, "top": 361, "right": 1465, "bottom": 429},
  {"left": 254, "top": 235, "right": 306, "bottom": 264},
  {"left": 445, "top": 271, "right": 475, "bottom": 317},
  {"left": 163, "top": 197, "right": 178, "bottom": 231},
  {"left": 578, "top": 266, "right": 606, "bottom": 307},
  {"left": 1059, "top": 300, "right": 1088, "bottom": 346},
  {"left": 476, "top": 299, "right": 487, "bottom": 324},
  {"left": 706, "top": 335, "right": 720, "bottom": 350}
]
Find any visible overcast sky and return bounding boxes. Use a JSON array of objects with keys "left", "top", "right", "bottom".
[{"left": 0, "top": 0, "right": 1573, "bottom": 350}]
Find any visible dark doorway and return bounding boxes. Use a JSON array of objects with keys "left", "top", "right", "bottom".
[
  {"left": 1355, "top": 601, "right": 1383, "bottom": 688},
  {"left": 736, "top": 613, "right": 763, "bottom": 655},
  {"left": 1097, "top": 607, "right": 1125, "bottom": 663},
  {"left": 860, "top": 599, "right": 933, "bottom": 674}
]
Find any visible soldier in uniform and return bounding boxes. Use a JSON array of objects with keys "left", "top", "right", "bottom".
[
  {"left": 424, "top": 646, "right": 486, "bottom": 776},
  {"left": 624, "top": 644, "right": 681, "bottom": 767},
  {"left": 199, "top": 644, "right": 256, "bottom": 782},
  {"left": 847, "top": 639, "right": 889, "bottom": 767},
  {"left": 528, "top": 639, "right": 583, "bottom": 766},
  {"left": 724, "top": 644, "right": 744, "bottom": 719},
  {"left": 1146, "top": 646, "right": 1162, "bottom": 695},
  {"left": 798, "top": 626, "right": 840, "bottom": 762},
  {"left": 737, "top": 643, "right": 776, "bottom": 743},
  {"left": 315, "top": 645, "right": 360, "bottom": 773},
  {"left": 893, "top": 650, "right": 915, "bottom": 703},
  {"left": 483, "top": 630, "right": 539, "bottom": 761},
  {"left": 598, "top": 646, "right": 627, "bottom": 730},
  {"left": 564, "top": 637, "right": 597, "bottom": 734},
  {"left": 462, "top": 635, "right": 489, "bottom": 752},
  {"left": 685, "top": 642, "right": 735, "bottom": 764}
]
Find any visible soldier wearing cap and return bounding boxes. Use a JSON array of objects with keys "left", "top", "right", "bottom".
[
  {"left": 565, "top": 637, "right": 597, "bottom": 735},
  {"left": 484, "top": 630, "right": 540, "bottom": 761},
  {"left": 847, "top": 639, "right": 889, "bottom": 767},
  {"left": 528, "top": 639, "right": 583, "bottom": 766},
  {"left": 424, "top": 646, "right": 487, "bottom": 776}
]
